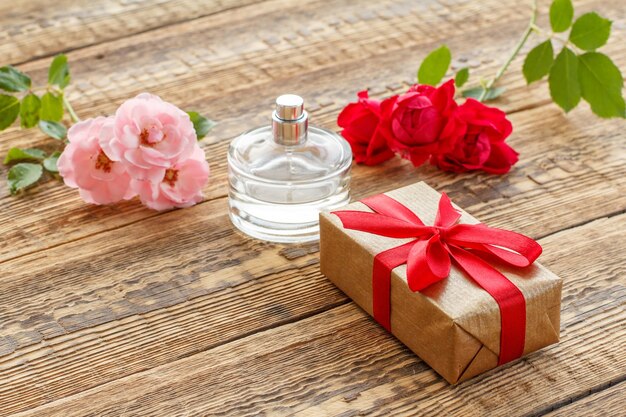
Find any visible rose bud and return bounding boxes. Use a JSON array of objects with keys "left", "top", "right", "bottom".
[{"left": 380, "top": 79, "right": 457, "bottom": 167}]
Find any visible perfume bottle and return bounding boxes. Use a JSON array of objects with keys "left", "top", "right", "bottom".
[{"left": 228, "top": 94, "right": 352, "bottom": 243}]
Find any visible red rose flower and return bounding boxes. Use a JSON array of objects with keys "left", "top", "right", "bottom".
[
  {"left": 380, "top": 79, "right": 457, "bottom": 167},
  {"left": 337, "top": 91, "right": 395, "bottom": 165},
  {"left": 432, "top": 98, "right": 518, "bottom": 174}
]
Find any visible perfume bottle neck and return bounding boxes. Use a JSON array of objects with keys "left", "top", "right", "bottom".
[
  {"left": 272, "top": 111, "right": 308, "bottom": 146},
  {"left": 272, "top": 94, "right": 308, "bottom": 146}
]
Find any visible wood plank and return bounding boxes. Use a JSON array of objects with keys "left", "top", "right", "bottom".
[
  {"left": 1, "top": 0, "right": 624, "bottom": 413},
  {"left": 1, "top": 0, "right": 620, "bottom": 156},
  {"left": 1, "top": 97, "right": 624, "bottom": 362},
  {"left": 2, "top": 0, "right": 621, "bottom": 159},
  {"left": 0, "top": 0, "right": 546, "bottom": 157},
  {"left": 0, "top": 0, "right": 265, "bottom": 65},
  {"left": 1, "top": 64, "right": 625, "bottom": 413},
  {"left": 0, "top": 0, "right": 623, "bottom": 262},
  {"left": 1, "top": 98, "right": 625, "bottom": 263},
  {"left": 12, "top": 213, "right": 626, "bottom": 416},
  {"left": 0, "top": 0, "right": 541, "bottom": 258},
  {"left": 544, "top": 380, "right": 626, "bottom": 416},
  {"left": 0, "top": 196, "right": 340, "bottom": 415}
]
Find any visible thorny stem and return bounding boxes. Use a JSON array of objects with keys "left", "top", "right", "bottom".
[
  {"left": 62, "top": 94, "right": 80, "bottom": 123},
  {"left": 478, "top": 0, "right": 538, "bottom": 101}
]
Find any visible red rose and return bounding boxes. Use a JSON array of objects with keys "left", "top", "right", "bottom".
[
  {"left": 337, "top": 91, "right": 395, "bottom": 165},
  {"left": 432, "top": 98, "right": 518, "bottom": 174},
  {"left": 380, "top": 79, "right": 457, "bottom": 167}
]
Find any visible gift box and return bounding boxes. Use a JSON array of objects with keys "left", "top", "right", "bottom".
[{"left": 319, "top": 182, "right": 562, "bottom": 384}]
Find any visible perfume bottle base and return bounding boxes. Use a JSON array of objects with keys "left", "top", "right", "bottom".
[
  {"left": 228, "top": 190, "right": 350, "bottom": 243},
  {"left": 229, "top": 212, "right": 320, "bottom": 243}
]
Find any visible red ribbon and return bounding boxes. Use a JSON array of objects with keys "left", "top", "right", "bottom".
[{"left": 332, "top": 193, "right": 542, "bottom": 365}]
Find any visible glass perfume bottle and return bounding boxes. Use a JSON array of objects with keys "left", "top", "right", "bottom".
[{"left": 228, "top": 94, "right": 352, "bottom": 243}]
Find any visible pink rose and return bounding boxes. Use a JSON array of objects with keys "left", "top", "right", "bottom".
[
  {"left": 58, "top": 117, "right": 135, "bottom": 205},
  {"left": 100, "top": 93, "right": 197, "bottom": 183},
  {"left": 131, "top": 145, "right": 209, "bottom": 211},
  {"left": 57, "top": 92, "right": 210, "bottom": 211},
  {"left": 380, "top": 80, "right": 457, "bottom": 167}
]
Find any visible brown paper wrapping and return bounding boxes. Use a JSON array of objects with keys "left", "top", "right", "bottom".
[{"left": 320, "top": 182, "right": 562, "bottom": 384}]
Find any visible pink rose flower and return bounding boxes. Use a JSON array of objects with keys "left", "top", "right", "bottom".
[
  {"left": 100, "top": 93, "right": 197, "bottom": 183},
  {"left": 58, "top": 117, "right": 135, "bottom": 205},
  {"left": 131, "top": 145, "right": 210, "bottom": 211}
]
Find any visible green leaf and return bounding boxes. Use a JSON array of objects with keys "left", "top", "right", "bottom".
[
  {"left": 39, "top": 120, "right": 67, "bottom": 140},
  {"left": 549, "top": 0, "right": 574, "bottom": 33},
  {"left": 549, "top": 47, "right": 580, "bottom": 112},
  {"left": 578, "top": 52, "right": 625, "bottom": 118},
  {"left": 187, "top": 111, "right": 216, "bottom": 140},
  {"left": 4, "top": 147, "right": 46, "bottom": 164},
  {"left": 523, "top": 40, "right": 554, "bottom": 84},
  {"left": 417, "top": 45, "right": 452, "bottom": 86},
  {"left": 0, "top": 66, "right": 31, "bottom": 92},
  {"left": 40, "top": 92, "right": 63, "bottom": 122},
  {"left": 462, "top": 86, "right": 506, "bottom": 101},
  {"left": 20, "top": 93, "right": 41, "bottom": 128},
  {"left": 43, "top": 151, "right": 61, "bottom": 173},
  {"left": 48, "top": 54, "right": 70, "bottom": 89},
  {"left": 569, "top": 12, "right": 612, "bottom": 51},
  {"left": 0, "top": 94, "right": 20, "bottom": 130},
  {"left": 454, "top": 68, "right": 469, "bottom": 88},
  {"left": 7, "top": 163, "right": 43, "bottom": 194}
]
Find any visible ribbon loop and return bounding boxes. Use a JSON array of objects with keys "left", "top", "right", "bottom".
[
  {"left": 435, "top": 193, "right": 462, "bottom": 227},
  {"left": 332, "top": 192, "right": 541, "bottom": 365},
  {"left": 446, "top": 223, "right": 542, "bottom": 267},
  {"left": 332, "top": 210, "right": 432, "bottom": 238},
  {"left": 362, "top": 194, "right": 425, "bottom": 225}
]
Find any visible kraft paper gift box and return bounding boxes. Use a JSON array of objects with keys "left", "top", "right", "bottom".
[{"left": 319, "top": 182, "right": 562, "bottom": 384}]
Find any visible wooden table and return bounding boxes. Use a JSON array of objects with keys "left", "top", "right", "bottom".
[{"left": 1, "top": 0, "right": 624, "bottom": 415}]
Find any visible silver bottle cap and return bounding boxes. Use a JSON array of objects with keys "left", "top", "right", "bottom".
[{"left": 272, "top": 94, "right": 308, "bottom": 146}]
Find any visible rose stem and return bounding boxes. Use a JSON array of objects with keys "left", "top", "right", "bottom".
[
  {"left": 478, "top": 0, "right": 538, "bottom": 102},
  {"left": 62, "top": 94, "right": 81, "bottom": 123}
]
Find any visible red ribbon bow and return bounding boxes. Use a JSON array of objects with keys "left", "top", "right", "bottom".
[{"left": 332, "top": 193, "right": 542, "bottom": 365}]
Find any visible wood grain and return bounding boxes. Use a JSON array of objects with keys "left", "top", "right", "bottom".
[
  {"left": 1, "top": 0, "right": 622, "bottom": 159},
  {"left": 544, "top": 380, "right": 626, "bottom": 416},
  {"left": 2, "top": 100, "right": 625, "bottom": 263},
  {"left": 0, "top": 0, "right": 623, "bottom": 263},
  {"left": 1, "top": 99, "right": 624, "bottom": 366},
  {"left": 12, "top": 213, "right": 626, "bottom": 416},
  {"left": 0, "top": 0, "right": 624, "bottom": 414},
  {"left": 1, "top": 0, "right": 621, "bottom": 154},
  {"left": 2, "top": 205, "right": 624, "bottom": 415},
  {"left": 0, "top": 0, "right": 265, "bottom": 65}
]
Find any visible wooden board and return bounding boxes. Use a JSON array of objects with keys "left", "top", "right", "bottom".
[
  {"left": 1, "top": 0, "right": 624, "bottom": 260},
  {"left": 0, "top": 0, "right": 625, "bottom": 415},
  {"left": 0, "top": 0, "right": 264, "bottom": 64},
  {"left": 10, "top": 214, "right": 626, "bottom": 416},
  {"left": 545, "top": 381, "right": 626, "bottom": 416}
]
